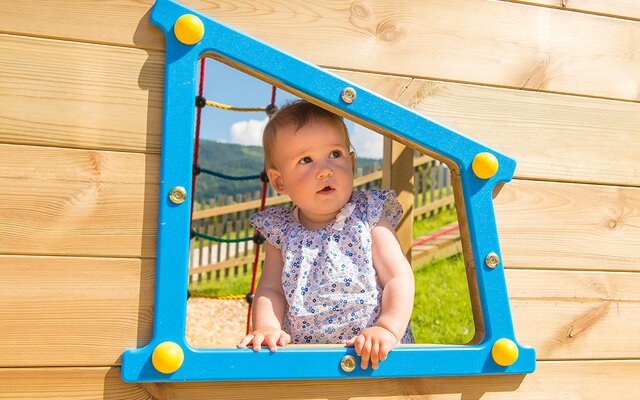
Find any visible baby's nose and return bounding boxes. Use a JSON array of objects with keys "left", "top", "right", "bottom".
[{"left": 317, "top": 166, "right": 333, "bottom": 179}]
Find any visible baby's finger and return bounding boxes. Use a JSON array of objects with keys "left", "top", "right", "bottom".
[
  {"left": 252, "top": 333, "right": 264, "bottom": 352},
  {"left": 237, "top": 334, "right": 254, "bottom": 349},
  {"left": 370, "top": 342, "right": 380, "bottom": 370},
  {"left": 265, "top": 334, "right": 279, "bottom": 352},
  {"left": 360, "top": 338, "right": 371, "bottom": 370},
  {"left": 344, "top": 337, "right": 356, "bottom": 347},
  {"left": 354, "top": 335, "right": 366, "bottom": 356},
  {"left": 277, "top": 332, "right": 291, "bottom": 347}
]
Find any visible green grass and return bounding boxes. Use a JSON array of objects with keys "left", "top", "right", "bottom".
[
  {"left": 412, "top": 209, "right": 458, "bottom": 239},
  {"left": 191, "top": 270, "right": 260, "bottom": 297},
  {"left": 410, "top": 254, "right": 474, "bottom": 344}
]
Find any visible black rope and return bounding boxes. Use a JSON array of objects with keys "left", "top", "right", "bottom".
[
  {"left": 193, "top": 164, "right": 262, "bottom": 181},
  {"left": 191, "top": 230, "right": 265, "bottom": 244}
]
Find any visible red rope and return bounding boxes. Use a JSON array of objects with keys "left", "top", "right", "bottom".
[
  {"left": 246, "top": 85, "right": 277, "bottom": 334},
  {"left": 411, "top": 224, "right": 459, "bottom": 248},
  {"left": 270, "top": 85, "right": 277, "bottom": 105},
  {"left": 189, "top": 64, "right": 274, "bottom": 334},
  {"left": 191, "top": 58, "right": 206, "bottom": 224}
]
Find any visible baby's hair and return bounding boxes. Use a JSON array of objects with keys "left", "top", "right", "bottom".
[{"left": 262, "top": 100, "right": 352, "bottom": 168}]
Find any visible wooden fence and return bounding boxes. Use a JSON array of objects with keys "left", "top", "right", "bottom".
[{"left": 188, "top": 154, "right": 455, "bottom": 286}]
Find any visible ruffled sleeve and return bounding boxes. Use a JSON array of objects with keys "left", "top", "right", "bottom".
[
  {"left": 249, "top": 207, "right": 289, "bottom": 250},
  {"left": 365, "top": 190, "right": 403, "bottom": 228}
]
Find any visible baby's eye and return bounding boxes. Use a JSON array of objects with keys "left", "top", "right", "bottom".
[
  {"left": 298, "top": 156, "right": 313, "bottom": 165},
  {"left": 329, "top": 150, "right": 342, "bottom": 159}
]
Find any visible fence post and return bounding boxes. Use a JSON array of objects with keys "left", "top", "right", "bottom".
[{"left": 382, "top": 138, "right": 414, "bottom": 262}]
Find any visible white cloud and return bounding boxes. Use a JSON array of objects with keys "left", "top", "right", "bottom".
[
  {"left": 350, "top": 123, "right": 383, "bottom": 159},
  {"left": 230, "top": 117, "right": 269, "bottom": 146}
]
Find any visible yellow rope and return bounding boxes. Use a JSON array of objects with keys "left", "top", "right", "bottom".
[
  {"left": 205, "top": 100, "right": 266, "bottom": 112},
  {"left": 189, "top": 292, "right": 246, "bottom": 300}
]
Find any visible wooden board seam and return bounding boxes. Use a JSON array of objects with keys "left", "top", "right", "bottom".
[
  {"left": 325, "top": 65, "right": 640, "bottom": 105},
  {"left": 501, "top": 1, "right": 640, "bottom": 23}
]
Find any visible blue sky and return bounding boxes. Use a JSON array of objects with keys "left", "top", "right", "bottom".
[{"left": 198, "top": 59, "right": 383, "bottom": 159}]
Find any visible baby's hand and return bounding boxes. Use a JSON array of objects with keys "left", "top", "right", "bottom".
[
  {"left": 344, "top": 326, "right": 398, "bottom": 370},
  {"left": 237, "top": 327, "right": 291, "bottom": 352}
]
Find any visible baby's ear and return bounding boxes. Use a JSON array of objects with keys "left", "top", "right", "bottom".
[
  {"left": 350, "top": 151, "right": 356, "bottom": 173},
  {"left": 266, "top": 168, "right": 286, "bottom": 194}
]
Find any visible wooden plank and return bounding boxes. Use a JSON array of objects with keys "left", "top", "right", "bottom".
[
  {"left": 4, "top": 31, "right": 637, "bottom": 188},
  {"left": 507, "top": 269, "right": 640, "bottom": 301},
  {"left": 495, "top": 179, "right": 640, "bottom": 272},
  {"left": 411, "top": 240, "right": 462, "bottom": 268},
  {"left": 391, "top": 75, "right": 640, "bottom": 187},
  {"left": 0, "top": 34, "right": 163, "bottom": 153},
  {"left": 0, "top": 0, "right": 161, "bottom": 48},
  {"left": 512, "top": 0, "right": 640, "bottom": 21},
  {"left": 0, "top": 367, "right": 150, "bottom": 400},
  {"left": 2, "top": 260, "right": 637, "bottom": 366},
  {"left": 0, "top": 255, "right": 154, "bottom": 367},
  {"left": 5, "top": 31, "right": 635, "bottom": 188},
  {"left": 507, "top": 269, "right": 640, "bottom": 360},
  {"left": 0, "top": 144, "right": 159, "bottom": 258},
  {"left": 1, "top": 361, "right": 638, "bottom": 399},
  {"left": 2, "top": 1, "right": 640, "bottom": 101}
]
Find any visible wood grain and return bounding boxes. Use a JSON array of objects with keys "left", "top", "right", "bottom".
[
  {"left": 0, "top": 34, "right": 414, "bottom": 154},
  {"left": 0, "top": 144, "right": 159, "bottom": 258},
  {"left": 393, "top": 75, "right": 640, "bottom": 186},
  {"left": 0, "top": 255, "right": 154, "bottom": 367},
  {"left": 2, "top": 1, "right": 640, "bottom": 101},
  {"left": 495, "top": 179, "right": 640, "bottom": 272},
  {"left": 2, "top": 258, "right": 637, "bottom": 366},
  {"left": 0, "top": 34, "right": 164, "bottom": 153},
  {"left": 4, "top": 33, "right": 638, "bottom": 191},
  {"left": 0, "top": 361, "right": 638, "bottom": 399},
  {"left": 507, "top": 269, "right": 640, "bottom": 360}
]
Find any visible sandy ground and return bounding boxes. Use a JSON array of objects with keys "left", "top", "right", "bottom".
[{"left": 186, "top": 297, "right": 249, "bottom": 348}]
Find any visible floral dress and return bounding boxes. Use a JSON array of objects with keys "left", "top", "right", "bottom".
[{"left": 250, "top": 190, "right": 414, "bottom": 344}]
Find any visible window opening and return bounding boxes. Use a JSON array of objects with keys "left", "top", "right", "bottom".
[{"left": 185, "top": 58, "right": 475, "bottom": 350}]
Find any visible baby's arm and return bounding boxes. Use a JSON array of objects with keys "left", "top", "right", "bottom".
[
  {"left": 346, "top": 215, "right": 415, "bottom": 369},
  {"left": 237, "top": 241, "right": 291, "bottom": 352}
]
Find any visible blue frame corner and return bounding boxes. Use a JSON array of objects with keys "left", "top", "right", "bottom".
[{"left": 121, "top": 0, "right": 535, "bottom": 382}]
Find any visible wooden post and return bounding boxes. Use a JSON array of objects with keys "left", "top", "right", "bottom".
[{"left": 382, "top": 137, "right": 414, "bottom": 262}]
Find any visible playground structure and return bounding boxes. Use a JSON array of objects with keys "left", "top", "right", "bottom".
[{"left": 1, "top": 0, "right": 639, "bottom": 397}]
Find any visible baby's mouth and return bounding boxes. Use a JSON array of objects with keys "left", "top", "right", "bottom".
[{"left": 318, "top": 185, "right": 334, "bottom": 193}]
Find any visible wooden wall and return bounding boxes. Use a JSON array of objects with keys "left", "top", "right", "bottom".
[{"left": 1, "top": 0, "right": 639, "bottom": 398}]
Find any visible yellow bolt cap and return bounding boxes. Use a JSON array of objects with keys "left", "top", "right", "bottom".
[
  {"left": 174, "top": 14, "right": 205, "bottom": 45},
  {"left": 152, "top": 341, "right": 184, "bottom": 374},
  {"left": 492, "top": 338, "right": 519, "bottom": 366},
  {"left": 472, "top": 152, "right": 499, "bottom": 179}
]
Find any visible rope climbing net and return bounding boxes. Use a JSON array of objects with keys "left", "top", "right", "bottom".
[{"left": 189, "top": 58, "right": 277, "bottom": 334}]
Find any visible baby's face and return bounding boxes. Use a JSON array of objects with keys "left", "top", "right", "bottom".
[{"left": 267, "top": 119, "right": 355, "bottom": 228}]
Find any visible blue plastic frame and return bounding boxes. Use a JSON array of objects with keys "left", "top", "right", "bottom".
[{"left": 121, "top": 0, "right": 535, "bottom": 382}]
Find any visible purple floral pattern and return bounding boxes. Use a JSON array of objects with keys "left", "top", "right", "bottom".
[{"left": 250, "top": 190, "right": 414, "bottom": 344}]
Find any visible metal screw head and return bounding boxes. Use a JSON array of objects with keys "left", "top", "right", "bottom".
[
  {"left": 169, "top": 186, "right": 187, "bottom": 204},
  {"left": 341, "top": 87, "right": 357, "bottom": 104},
  {"left": 340, "top": 354, "right": 357, "bottom": 373},
  {"left": 485, "top": 252, "right": 500, "bottom": 268}
]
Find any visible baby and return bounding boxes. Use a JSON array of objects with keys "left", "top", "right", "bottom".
[{"left": 238, "top": 100, "right": 414, "bottom": 370}]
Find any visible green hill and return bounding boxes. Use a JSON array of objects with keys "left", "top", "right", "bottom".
[{"left": 194, "top": 140, "right": 380, "bottom": 203}]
